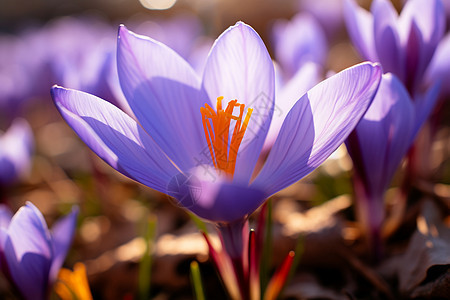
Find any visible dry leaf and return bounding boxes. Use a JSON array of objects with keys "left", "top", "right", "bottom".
[{"left": 398, "top": 199, "right": 450, "bottom": 297}]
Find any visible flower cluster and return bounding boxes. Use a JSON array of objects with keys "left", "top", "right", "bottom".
[
  {"left": 52, "top": 20, "right": 381, "bottom": 299},
  {"left": 52, "top": 22, "right": 381, "bottom": 224}
]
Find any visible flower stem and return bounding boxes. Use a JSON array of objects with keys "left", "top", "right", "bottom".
[
  {"left": 217, "top": 219, "right": 249, "bottom": 300},
  {"left": 353, "top": 173, "right": 384, "bottom": 261}
]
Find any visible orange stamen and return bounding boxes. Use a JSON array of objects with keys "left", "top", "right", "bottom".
[{"left": 201, "top": 97, "right": 253, "bottom": 178}]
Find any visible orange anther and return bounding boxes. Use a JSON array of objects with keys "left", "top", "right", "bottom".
[{"left": 200, "top": 97, "right": 253, "bottom": 178}]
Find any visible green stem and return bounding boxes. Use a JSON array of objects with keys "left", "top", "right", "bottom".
[{"left": 190, "top": 261, "right": 206, "bottom": 300}]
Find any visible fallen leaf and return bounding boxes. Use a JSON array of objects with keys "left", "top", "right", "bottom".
[{"left": 398, "top": 199, "right": 450, "bottom": 297}]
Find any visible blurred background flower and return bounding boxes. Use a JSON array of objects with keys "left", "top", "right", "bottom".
[
  {"left": 297, "top": 0, "right": 345, "bottom": 41},
  {"left": 0, "top": 119, "right": 33, "bottom": 189},
  {"left": 344, "top": 0, "right": 445, "bottom": 93},
  {"left": 0, "top": 202, "right": 78, "bottom": 300},
  {"left": 345, "top": 73, "right": 439, "bottom": 257}
]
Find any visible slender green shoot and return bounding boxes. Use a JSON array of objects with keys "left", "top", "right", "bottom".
[
  {"left": 138, "top": 215, "right": 157, "bottom": 300},
  {"left": 190, "top": 261, "right": 206, "bottom": 300}
]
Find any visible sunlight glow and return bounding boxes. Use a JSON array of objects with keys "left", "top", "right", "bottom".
[{"left": 139, "top": 0, "right": 177, "bottom": 10}]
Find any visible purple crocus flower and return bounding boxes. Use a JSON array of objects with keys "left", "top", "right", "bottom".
[
  {"left": 0, "top": 119, "right": 33, "bottom": 186},
  {"left": 297, "top": 0, "right": 344, "bottom": 40},
  {"left": 51, "top": 22, "right": 381, "bottom": 225},
  {"left": 272, "top": 13, "right": 328, "bottom": 79},
  {"left": 0, "top": 202, "right": 78, "bottom": 300},
  {"left": 344, "top": 0, "right": 445, "bottom": 93},
  {"left": 345, "top": 73, "right": 439, "bottom": 254}
]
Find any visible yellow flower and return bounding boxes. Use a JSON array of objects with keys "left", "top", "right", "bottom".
[{"left": 55, "top": 263, "right": 93, "bottom": 300}]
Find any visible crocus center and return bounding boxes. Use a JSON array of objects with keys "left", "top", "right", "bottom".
[{"left": 200, "top": 96, "right": 253, "bottom": 178}]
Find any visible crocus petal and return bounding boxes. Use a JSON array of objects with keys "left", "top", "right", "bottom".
[
  {"left": 105, "top": 51, "right": 134, "bottom": 116},
  {"left": 187, "top": 37, "right": 212, "bottom": 75},
  {"left": 117, "top": 25, "right": 205, "bottom": 171},
  {"left": 412, "top": 81, "right": 441, "bottom": 140},
  {"left": 201, "top": 22, "right": 275, "bottom": 183},
  {"left": 0, "top": 205, "right": 12, "bottom": 229},
  {"left": 272, "top": 13, "right": 328, "bottom": 77},
  {"left": 399, "top": 0, "right": 445, "bottom": 49},
  {"left": 426, "top": 33, "right": 450, "bottom": 96},
  {"left": 0, "top": 204, "right": 12, "bottom": 270},
  {"left": 400, "top": 0, "right": 445, "bottom": 88},
  {"left": 344, "top": 0, "right": 378, "bottom": 61},
  {"left": 347, "top": 73, "right": 415, "bottom": 194},
  {"left": 372, "top": 0, "right": 404, "bottom": 80},
  {"left": 265, "top": 62, "right": 322, "bottom": 149},
  {"left": 4, "top": 202, "right": 52, "bottom": 300},
  {"left": 253, "top": 62, "right": 382, "bottom": 196},
  {"left": 51, "top": 86, "right": 178, "bottom": 193},
  {"left": 49, "top": 206, "right": 79, "bottom": 283},
  {"left": 167, "top": 170, "right": 266, "bottom": 222},
  {"left": 403, "top": 20, "right": 425, "bottom": 90}
]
